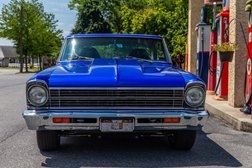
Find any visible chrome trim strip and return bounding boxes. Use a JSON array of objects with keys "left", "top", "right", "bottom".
[
  {"left": 26, "top": 80, "right": 50, "bottom": 107},
  {"left": 42, "top": 126, "right": 193, "bottom": 131},
  {"left": 184, "top": 81, "right": 206, "bottom": 108},
  {"left": 49, "top": 96, "right": 184, "bottom": 100},
  {"left": 185, "top": 81, "right": 206, "bottom": 90},
  {"left": 27, "top": 85, "right": 49, "bottom": 107},
  {"left": 23, "top": 110, "right": 208, "bottom": 130},
  {"left": 27, "top": 79, "right": 48, "bottom": 86},
  {"left": 46, "top": 87, "right": 185, "bottom": 109},
  {"left": 25, "top": 110, "right": 208, "bottom": 116},
  {"left": 48, "top": 87, "right": 185, "bottom": 90},
  {"left": 28, "top": 107, "right": 186, "bottom": 110},
  {"left": 27, "top": 109, "right": 202, "bottom": 114},
  {"left": 184, "top": 86, "right": 206, "bottom": 108}
]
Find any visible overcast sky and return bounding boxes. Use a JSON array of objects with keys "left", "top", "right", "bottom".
[{"left": 0, "top": 0, "right": 77, "bottom": 46}]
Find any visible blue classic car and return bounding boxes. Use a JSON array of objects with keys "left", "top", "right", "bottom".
[{"left": 23, "top": 34, "right": 208, "bottom": 151}]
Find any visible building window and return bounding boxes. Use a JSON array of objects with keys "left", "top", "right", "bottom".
[{"left": 9, "top": 58, "right": 15, "bottom": 63}]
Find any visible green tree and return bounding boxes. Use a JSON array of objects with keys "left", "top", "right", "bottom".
[
  {"left": 0, "top": 0, "right": 62, "bottom": 72},
  {"left": 119, "top": 0, "right": 188, "bottom": 57},
  {"left": 29, "top": 13, "right": 62, "bottom": 70},
  {"left": 69, "top": 0, "right": 189, "bottom": 57},
  {"left": 0, "top": 0, "right": 24, "bottom": 71},
  {"left": 69, "top": 0, "right": 122, "bottom": 32},
  {"left": 71, "top": 0, "right": 111, "bottom": 34}
]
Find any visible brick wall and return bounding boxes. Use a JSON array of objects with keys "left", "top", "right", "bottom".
[
  {"left": 188, "top": 0, "right": 204, "bottom": 74},
  {"left": 228, "top": 0, "right": 248, "bottom": 107}
]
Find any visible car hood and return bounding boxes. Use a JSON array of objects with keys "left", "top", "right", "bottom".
[{"left": 30, "top": 59, "right": 202, "bottom": 88}]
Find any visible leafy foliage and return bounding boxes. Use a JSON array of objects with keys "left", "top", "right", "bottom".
[
  {"left": 69, "top": 0, "right": 189, "bottom": 57},
  {"left": 71, "top": 0, "right": 111, "bottom": 34},
  {"left": 213, "top": 43, "right": 238, "bottom": 52},
  {"left": 205, "top": 4, "right": 223, "bottom": 30},
  {"left": 0, "top": 0, "right": 62, "bottom": 71}
]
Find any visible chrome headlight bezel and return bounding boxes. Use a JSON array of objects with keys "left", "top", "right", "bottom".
[
  {"left": 27, "top": 82, "right": 49, "bottom": 107},
  {"left": 184, "top": 84, "right": 206, "bottom": 108}
]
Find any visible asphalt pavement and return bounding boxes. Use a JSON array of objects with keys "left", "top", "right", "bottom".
[{"left": 0, "top": 69, "right": 252, "bottom": 168}]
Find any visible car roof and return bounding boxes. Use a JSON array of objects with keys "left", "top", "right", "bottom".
[{"left": 66, "top": 34, "right": 163, "bottom": 40}]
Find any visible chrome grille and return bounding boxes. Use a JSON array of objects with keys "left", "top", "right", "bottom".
[{"left": 47, "top": 88, "right": 184, "bottom": 109}]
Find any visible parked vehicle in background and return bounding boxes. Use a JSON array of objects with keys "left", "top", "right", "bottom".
[{"left": 23, "top": 34, "right": 208, "bottom": 151}]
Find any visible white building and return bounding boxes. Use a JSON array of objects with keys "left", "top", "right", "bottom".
[{"left": 0, "top": 46, "right": 19, "bottom": 67}]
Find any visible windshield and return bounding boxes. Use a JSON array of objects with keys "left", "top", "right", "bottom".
[{"left": 60, "top": 37, "right": 168, "bottom": 62}]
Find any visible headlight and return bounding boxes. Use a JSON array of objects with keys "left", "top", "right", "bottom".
[
  {"left": 27, "top": 85, "right": 48, "bottom": 106},
  {"left": 185, "top": 86, "right": 205, "bottom": 107}
]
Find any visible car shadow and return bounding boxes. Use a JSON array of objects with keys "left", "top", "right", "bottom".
[{"left": 40, "top": 130, "right": 242, "bottom": 168}]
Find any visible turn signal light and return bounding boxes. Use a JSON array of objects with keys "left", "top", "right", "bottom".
[
  {"left": 53, "top": 118, "right": 70, "bottom": 123},
  {"left": 164, "top": 117, "right": 181, "bottom": 123}
]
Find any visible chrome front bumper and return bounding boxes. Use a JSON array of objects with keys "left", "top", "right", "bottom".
[{"left": 22, "top": 110, "right": 209, "bottom": 131}]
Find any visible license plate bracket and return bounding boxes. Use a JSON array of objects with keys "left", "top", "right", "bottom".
[{"left": 100, "top": 118, "right": 134, "bottom": 132}]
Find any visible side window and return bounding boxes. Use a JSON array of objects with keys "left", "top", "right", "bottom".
[
  {"left": 62, "top": 40, "right": 73, "bottom": 61},
  {"left": 156, "top": 42, "right": 166, "bottom": 61}
]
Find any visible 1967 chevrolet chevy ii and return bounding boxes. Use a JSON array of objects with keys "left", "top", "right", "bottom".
[{"left": 23, "top": 34, "right": 208, "bottom": 151}]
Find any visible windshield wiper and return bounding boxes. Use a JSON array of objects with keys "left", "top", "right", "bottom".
[
  {"left": 71, "top": 55, "right": 93, "bottom": 61},
  {"left": 125, "top": 56, "right": 151, "bottom": 62}
]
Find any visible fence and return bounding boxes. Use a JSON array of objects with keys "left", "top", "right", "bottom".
[
  {"left": 8, "top": 63, "right": 39, "bottom": 68},
  {"left": 8, "top": 63, "right": 20, "bottom": 68}
]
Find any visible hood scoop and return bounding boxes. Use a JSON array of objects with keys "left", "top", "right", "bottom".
[{"left": 48, "top": 59, "right": 185, "bottom": 87}]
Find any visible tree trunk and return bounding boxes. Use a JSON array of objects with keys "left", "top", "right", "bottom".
[
  {"left": 19, "top": 57, "right": 23, "bottom": 73},
  {"left": 19, "top": 5, "right": 24, "bottom": 73},
  {"left": 39, "top": 55, "right": 41, "bottom": 71},
  {"left": 25, "top": 53, "right": 28, "bottom": 72},
  {"left": 25, "top": 30, "right": 29, "bottom": 72},
  {"left": 32, "top": 57, "right": 34, "bottom": 66},
  {"left": 41, "top": 56, "right": 43, "bottom": 70},
  {"left": 39, "top": 55, "right": 43, "bottom": 71}
]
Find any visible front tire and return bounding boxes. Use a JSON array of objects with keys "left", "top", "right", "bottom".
[
  {"left": 36, "top": 131, "right": 60, "bottom": 151},
  {"left": 168, "top": 130, "right": 196, "bottom": 150}
]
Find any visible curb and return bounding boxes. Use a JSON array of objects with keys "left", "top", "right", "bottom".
[{"left": 205, "top": 95, "right": 252, "bottom": 133}]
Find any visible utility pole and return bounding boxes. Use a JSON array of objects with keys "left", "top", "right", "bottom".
[{"left": 19, "top": 2, "right": 24, "bottom": 73}]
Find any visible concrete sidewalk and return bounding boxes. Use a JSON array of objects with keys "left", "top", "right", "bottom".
[
  {"left": 205, "top": 95, "right": 252, "bottom": 133},
  {"left": 0, "top": 68, "right": 19, "bottom": 75}
]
